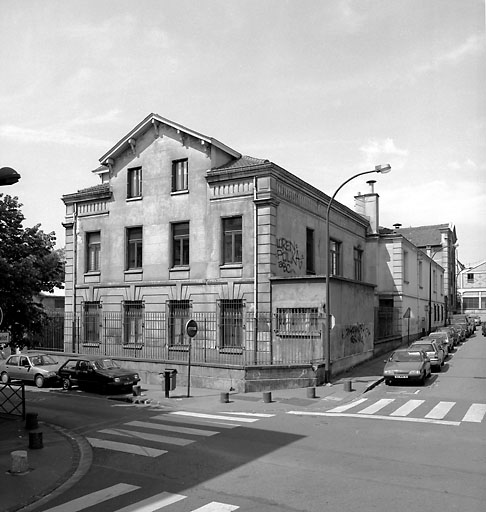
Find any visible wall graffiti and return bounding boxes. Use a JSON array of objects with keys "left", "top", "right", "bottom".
[
  {"left": 342, "top": 323, "right": 371, "bottom": 345},
  {"left": 277, "top": 237, "right": 304, "bottom": 274}
]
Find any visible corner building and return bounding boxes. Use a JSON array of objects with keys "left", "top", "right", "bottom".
[{"left": 62, "top": 114, "right": 375, "bottom": 391}]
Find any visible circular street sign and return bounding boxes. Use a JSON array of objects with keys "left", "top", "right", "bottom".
[{"left": 185, "top": 319, "right": 198, "bottom": 338}]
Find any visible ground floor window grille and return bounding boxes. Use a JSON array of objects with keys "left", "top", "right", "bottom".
[
  {"left": 123, "top": 301, "right": 144, "bottom": 347},
  {"left": 168, "top": 300, "right": 192, "bottom": 347},
  {"left": 82, "top": 302, "right": 101, "bottom": 345},
  {"left": 219, "top": 299, "right": 244, "bottom": 349},
  {"left": 276, "top": 308, "right": 319, "bottom": 336}
]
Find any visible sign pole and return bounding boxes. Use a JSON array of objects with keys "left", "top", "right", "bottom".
[{"left": 185, "top": 319, "right": 198, "bottom": 398}]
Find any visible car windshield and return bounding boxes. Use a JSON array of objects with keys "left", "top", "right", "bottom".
[
  {"left": 30, "top": 355, "right": 57, "bottom": 366},
  {"left": 391, "top": 351, "right": 423, "bottom": 362},
  {"left": 412, "top": 344, "right": 434, "bottom": 352},
  {"left": 430, "top": 333, "right": 445, "bottom": 339},
  {"left": 93, "top": 359, "right": 120, "bottom": 370}
]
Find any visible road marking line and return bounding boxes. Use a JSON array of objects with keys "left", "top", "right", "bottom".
[
  {"left": 358, "top": 399, "right": 395, "bottom": 414},
  {"left": 221, "top": 412, "right": 274, "bottom": 417},
  {"left": 99, "top": 428, "right": 194, "bottom": 446},
  {"left": 425, "top": 401, "right": 455, "bottom": 419},
  {"left": 42, "top": 483, "right": 139, "bottom": 512},
  {"left": 151, "top": 414, "right": 238, "bottom": 428},
  {"left": 286, "top": 411, "right": 460, "bottom": 426},
  {"left": 114, "top": 491, "right": 186, "bottom": 512},
  {"left": 125, "top": 420, "right": 219, "bottom": 436},
  {"left": 87, "top": 437, "right": 167, "bottom": 457},
  {"left": 462, "top": 403, "right": 486, "bottom": 423},
  {"left": 169, "top": 411, "right": 259, "bottom": 422},
  {"left": 390, "top": 399, "right": 425, "bottom": 416},
  {"left": 191, "top": 502, "right": 239, "bottom": 511},
  {"left": 326, "top": 398, "right": 368, "bottom": 413}
]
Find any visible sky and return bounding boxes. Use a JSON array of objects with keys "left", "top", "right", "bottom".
[{"left": 1, "top": 0, "right": 485, "bottom": 266}]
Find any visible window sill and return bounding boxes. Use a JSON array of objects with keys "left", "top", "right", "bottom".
[
  {"left": 171, "top": 190, "right": 189, "bottom": 196},
  {"left": 124, "top": 269, "right": 143, "bottom": 275},
  {"left": 220, "top": 263, "right": 243, "bottom": 269},
  {"left": 126, "top": 196, "right": 142, "bottom": 202},
  {"left": 169, "top": 345, "right": 190, "bottom": 352},
  {"left": 84, "top": 271, "right": 100, "bottom": 277},
  {"left": 276, "top": 332, "right": 321, "bottom": 338},
  {"left": 82, "top": 342, "right": 100, "bottom": 348},
  {"left": 170, "top": 266, "right": 190, "bottom": 272},
  {"left": 219, "top": 347, "right": 243, "bottom": 355},
  {"left": 123, "top": 344, "right": 143, "bottom": 350}
]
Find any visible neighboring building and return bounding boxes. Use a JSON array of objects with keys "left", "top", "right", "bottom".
[
  {"left": 393, "top": 223, "right": 457, "bottom": 321},
  {"left": 61, "top": 113, "right": 377, "bottom": 390},
  {"left": 355, "top": 184, "right": 446, "bottom": 347},
  {"left": 457, "top": 260, "right": 486, "bottom": 322}
]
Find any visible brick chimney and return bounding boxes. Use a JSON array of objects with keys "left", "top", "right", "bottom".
[{"left": 354, "top": 180, "right": 380, "bottom": 234}]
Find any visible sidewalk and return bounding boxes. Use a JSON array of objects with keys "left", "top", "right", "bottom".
[{"left": 0, "top": 348, "right": 389, "bottom": 512}]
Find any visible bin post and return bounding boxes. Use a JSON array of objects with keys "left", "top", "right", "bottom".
[{"left": 164, "top": 370, "right": 170, "bottom": 398}]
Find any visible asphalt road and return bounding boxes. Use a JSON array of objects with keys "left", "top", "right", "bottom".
[{"left": 27, "top": 330, "right": 486, "bottom": 512}]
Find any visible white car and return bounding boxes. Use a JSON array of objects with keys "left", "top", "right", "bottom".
[{"left": 0, "top": 353, "right": 60, "bottom": 388}]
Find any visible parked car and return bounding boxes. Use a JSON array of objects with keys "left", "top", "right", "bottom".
[
  {"left": 428, "top": 330, "right": 454, "bottom": 354},
  {"left": 451, "top": 323, "right": 467, "bottom": 343},
  {"left": 58, "top": 356, "right": 140, "bottom": 393},
  {"left": 410, "top": 339, "right": 445, "bottom": 371},
  {"left": 0, "top": 353, "right": 60, "bottom": 388},
  {"left": 383, "top": 349, "right": 431, "bottom": 385},
  {"left": 437, "top": 326, "right": 459, "bottom": 347}
]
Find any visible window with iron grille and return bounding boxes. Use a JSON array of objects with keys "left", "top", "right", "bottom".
[
  {"left": 127, "top": 167, "right": 142, "bottom": 198},
  {"left": 276, "top": 308, "right": 320, "bottom": 336},
  {"left": 168, "top": 300, "right": 192, "bottom": 347},
  {"left": 86, "top": 232, "right": 101, "bottom": 272},
  {"left": 354, "top": 247, "right": 363, "bottom": 281},
  {"left": 123, "top": 301, "right": 144, "bottom": 346},
  {"left": 306, "top": 228, "right": 315, "bottom": 275},
  {"left": 329, "top": 239, "right": 341, "bottom": 275},
  {"left": 172, "top": 159, "right": 188, "bottom": 192},
  {"left": 219, "top": 299, "right": 244, "bottom": 349},
  {"left": 126, "top": 227, "right": 143, "bottom": 269},
  {"left": 82, "top": 301, "right": 101, "bottom": 345},
  {"left": 463, "top": 296, "right": 479, "bottom": 309},
  {"left": 172, "top": 222, "right": 189, "bottom": 267},
  {"left": 222, "top": 217, "right": 242, "bottom": 264}
]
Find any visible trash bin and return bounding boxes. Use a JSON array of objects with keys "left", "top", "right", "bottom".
[{"left": 163, "top": 369, "right": 177, "bottom": 398}]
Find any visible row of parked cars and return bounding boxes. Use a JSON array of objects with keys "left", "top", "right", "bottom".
[
  {"left": 0, "top": 354, "right": 140, "bottom": 393},
  {"left": 383, "top": 316, "right": 480, "bottom": 386}
]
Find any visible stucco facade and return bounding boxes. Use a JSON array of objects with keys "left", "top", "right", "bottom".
[
  {"left": 61, "top": 113, "right": 377, "bottom": 389},
  {"left": 457, "top": 260, "right": 486, "bottom": 322}
]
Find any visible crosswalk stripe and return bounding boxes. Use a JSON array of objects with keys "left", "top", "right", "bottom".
[
  {"left": 221, "top": 412, "right": 274, "bottom": 418},
  {"left": 462, "top": 403, "right": 486, "bottom": 423},
  {"left": 87, "top": 437, "right": 167, "bottom": 457},
  {"left": 327, "top": 398, "right": 368, "bottom": 413},
  {"left": 114, "top": 491, "right": 186, "bottom": 512},
  {"left": 125, "top": 420, "right": 219, "bottom": 437},
  {"left": 358, "top": 398, "right": 395, "bottom": 414},
  {"left": 169, "top": 411, "right": 259, "bottom": 423},
  {"left": 42, "top": 483, "right": 139, "bottom": 512},
  {"left": 192, "top": 502, "right": 239, "bottom": 511},
  {"left": 390, "top": 399, "right": 425, "bottom": 417},
  {"left": 99, "top": 428, "right": 194, "bottom": 446},
  {"left": 151, "top": 414, "right": 238, "bottom": 429},
  {"left": 425, "top": 401, "right": 455, "bottom": 419}
]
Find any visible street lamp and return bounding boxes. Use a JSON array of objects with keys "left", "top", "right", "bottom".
[
  {"left": 0, "top": 167, "right": 21, "bottom": 186},
  {"left": 325, "top": 164, "right": 392, "bottom": 383}
]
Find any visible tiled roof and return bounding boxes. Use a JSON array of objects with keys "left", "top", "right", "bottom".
[
  {"left": 214, "top": 155, "right": 269, "bottom": 171},
  {"left": 76, "top": 183, "right": 110, "bottom": 195},
  {"left": 395, "top": 224, "right": 450, "bottom": 247}
]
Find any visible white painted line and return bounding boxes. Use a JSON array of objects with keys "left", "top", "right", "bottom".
[
  {"left": 286, "top": 411, "right": 460, "bottom": 426},
  {"left": 390, "top": 399, "right": 425, "bottom": 417},
  {"left": 462, "top": 403, "right": 486, "bottom": 423},
  {"left": 221, "top": 412, "right": 274, "bottom": 417},
  {"left": 99, "top": 428, "right": 194, "bottom": 446},
  {"left": 358, "top": 399, "right": 395, "bottom": 415},
  {"left": 425, "top": 401, "right": 455, "bottom": 419},
  {"left": 191, "top": 502, "right": 239, "bottom": 511},
  {"left": 87, "top": 438, "right": 167, "bottom": 457},
  {"left": 114, "top": 491, "right": 186, "bottom": 512},
  {"left": 125, "top": 420, "right": 219, "bottom": 436},
  {"left": 151, "top": 414, "right": 238, "bottom": 428},
  {"left": 42, "top": 483, "right": 139, "bottom": 512},
  {"left": 169, "top": 411, "right": 259, "bottom": 422},
  {"left": 326, "top": 398, "right": 368, "bottom": 413}
]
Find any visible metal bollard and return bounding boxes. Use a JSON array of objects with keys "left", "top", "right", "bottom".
[
  {"left": 25, "top": 412, "right": 38, "bottom": 430},
  {"left": 10, "top": 450, "right": 29, "bottom": 474},
  {"left": 220, "top": 392, "right": 230, "bottom": 403},
  {"left": 263, "top": 391, "right": 272, "bottom": 403},
  {"left": 343, "top": 380, "right": 353, "bottom": 392},
  {"left": 132, "top": 385, "right": 141, "bottom": 396},
  {"left": 306, "top": 387, "right": 316, "bottom": 398},
  {"left": 29, "top": 431, "right": 43, "bottom": 449}
]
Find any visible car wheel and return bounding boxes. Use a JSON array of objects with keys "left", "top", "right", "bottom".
[
  {"left": 421, "top": 371, "right": 426, "bottom": 385},
  {"left": 1, "top": 372, "right": 9, "bottom": 384},
  {"left": 62, "top": 378, "right": 72, "bottom": 390},
  {"left": 34, "top": 375, "right": 45, "bottom": 388}
]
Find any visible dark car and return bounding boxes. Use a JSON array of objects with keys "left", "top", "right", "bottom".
[{"left": 58, "top": 357, "right": 140, "bottom": 393}]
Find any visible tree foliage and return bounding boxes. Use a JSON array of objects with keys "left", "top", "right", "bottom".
[{"left": 0, "top": 194, "right": 64, "bottom": 348}]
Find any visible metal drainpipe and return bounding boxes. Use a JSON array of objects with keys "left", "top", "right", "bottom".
[
  {"left": 253, "top": 177, "right": 259, "bottom": 365},
  {"left": 72, "top": 202, "right": 78, "bottom": 353}
]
